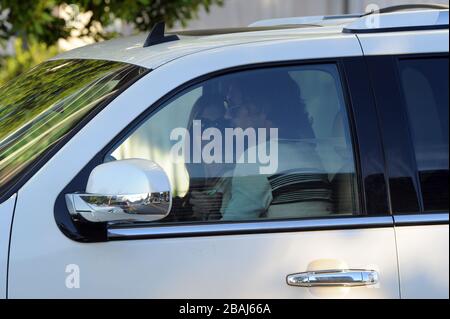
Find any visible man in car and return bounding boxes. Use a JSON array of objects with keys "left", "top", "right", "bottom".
[{"left": 190, "top": 72, "right": 333, "bottom": 221}]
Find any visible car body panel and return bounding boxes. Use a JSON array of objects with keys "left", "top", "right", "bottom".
[
  {"left": 51, "top": 26, "right": 359, "bottom": 69},
  {"left": 9, "top": 225, "right": 399, "bottom": 298},
  {"left": 0, "top": 194, "right": 15, "bottom": 299},
  {"left": 395, "top": 223, "right": 449, "bottom": 298},
  {"left": 357, "top": 29, "right": 449, "bottom": 55}
]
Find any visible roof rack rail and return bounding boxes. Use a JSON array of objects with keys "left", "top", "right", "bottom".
[
  {"left": 364, "top": 3, "right": 449, "bottom": 16},
  {"left": 169, "top": 24, "right": 319, "bottom": 37},
  {"left": 143, "top": 22, "right": 179, "bottom": 48},
  {"left": 323, "top": 14, "right": 363, "bottom": 20},
  {"left": 248, "top": 14, "right": 361, "bottom": 27},
  {"left": 344, "top": 7, "right": 448, "bottom": 34}
]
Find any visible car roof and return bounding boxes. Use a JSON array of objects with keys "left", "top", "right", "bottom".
[
  {"left": 52, "top": 8, "right": 448, "bottom": 70},
  {"left": 51, "top": 24, "right": 347, "bottom": 69}
]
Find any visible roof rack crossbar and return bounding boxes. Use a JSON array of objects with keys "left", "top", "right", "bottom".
[{"left": 143, "top": 22, "right": 179, "bottom": 48}]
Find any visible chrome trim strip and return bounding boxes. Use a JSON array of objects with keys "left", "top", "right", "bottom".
[
  {"left": 107, "top": 216, "right": 393, "bottom": 240},
  {"left": 394, "top": 213, "right": 449, "bottom": 226}
]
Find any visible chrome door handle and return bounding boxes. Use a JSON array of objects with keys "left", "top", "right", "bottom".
[{"left": 287, "top": 269, "right": 379, "bottom": 287}]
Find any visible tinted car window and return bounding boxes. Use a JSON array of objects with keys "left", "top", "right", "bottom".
[
  {"left": 399, "top": 57, "right": 449, "bottom": 212},
  {"left": 108, "top": 64, "right": 360, "bottom": 223},
  {"left": 0, "top": 59, "right": 147, "bottom": 192}
]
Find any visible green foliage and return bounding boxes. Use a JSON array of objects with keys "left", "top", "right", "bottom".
[
  {"left": 0, "top": 38, "right": 59, "bottom": 86},
  {"left": 1, "top": 0, "right": 69, "bottom": 46},
  {"left": 1, "top": 0, "right": 224, "bottom": 46},
  {"left": 77, "top": 0, "right": 224, "bottom": 34},
  {"left": 0, "top": 0, "right": 223, "bottom": 86}
]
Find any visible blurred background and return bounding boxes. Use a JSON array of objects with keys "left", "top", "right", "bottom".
[{"left": 1, "top": 0, "right": 448, "bottom": 86}]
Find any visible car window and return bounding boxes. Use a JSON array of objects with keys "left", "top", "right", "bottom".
[
  {"left": 108, "top": 64, "right": 360, "bottom": 224},
  {"left": 398, "top": 57, "right": 449, "bottom": 212},
  {"left": 0, "top": 59, "right": 147, "bottom": 192}
]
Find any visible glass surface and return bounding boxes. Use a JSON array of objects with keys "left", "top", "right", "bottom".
[
  {"left": 399, "top": 58, "right": 449, "bottom": 212},
  {"left": 109, "top": 64, "right": 360, "bottom": 223},
  {"left": 0, "top": 59, "right": 146, "bottom": 190}
]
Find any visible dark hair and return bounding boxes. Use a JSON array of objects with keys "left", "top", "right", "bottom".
[
  {"left": 237, "top": 70, "right": 314, "bottom": 140},
  {"left": 188, "top": 95, "right": 225, "bottom": 126}
]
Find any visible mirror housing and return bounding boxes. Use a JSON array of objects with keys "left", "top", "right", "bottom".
[{"left": 66, "top": 159, "right": 172, "bottom": 223}]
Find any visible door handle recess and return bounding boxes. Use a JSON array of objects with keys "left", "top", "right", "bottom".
[{"left": 287, "top": 269, "right": 379, "bottom": 287}]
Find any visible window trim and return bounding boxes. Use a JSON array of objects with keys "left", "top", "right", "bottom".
[
  {"left": 55, "top": 57, "right": 387, "bottom": 242},
  {"left": 393, "top": 212, "right": 449, "bottom": 227},
  {"left": 109, "top": 213, "right": 450, "bottom": 241},
  {"left": 341, "top": 57, "right": 390, "bottom": 216},
  {"left": 108, "top": 216, "right": 394, "bottom": 240},
  {"left": 365, "top": 55, "right": 424, "bottom": 214}
]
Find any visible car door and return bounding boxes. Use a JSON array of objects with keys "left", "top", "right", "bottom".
[
  {"left": 0, "top": 195, "right": 15, "bottom": 298},
  {"left": 7, "top": 35, "right": 400, "bottom": 298},
  {"left": 360, "top": 30, "right": 449, "bottom": 299}
]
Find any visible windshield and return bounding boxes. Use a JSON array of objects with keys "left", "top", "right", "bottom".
[{"left": 0, "top": 59, "right": 147, "bottom": 192}]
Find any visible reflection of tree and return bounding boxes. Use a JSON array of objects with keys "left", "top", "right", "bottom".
[{"left": 0, "top": 59, "right": 145, "bottom": 188}]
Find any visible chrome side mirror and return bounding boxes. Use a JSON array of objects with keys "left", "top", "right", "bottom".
[{"left": 66, "top": 159, "right": 172, "bottom": 223}]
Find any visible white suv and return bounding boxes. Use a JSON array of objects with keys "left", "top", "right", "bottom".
[{"left": 0, "top": 5, "right": 448, "bottom": 298}]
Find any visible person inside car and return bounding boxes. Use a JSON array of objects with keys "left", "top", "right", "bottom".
[{"left": 219, "top": 72, "right": 333, "bottom": 220}]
